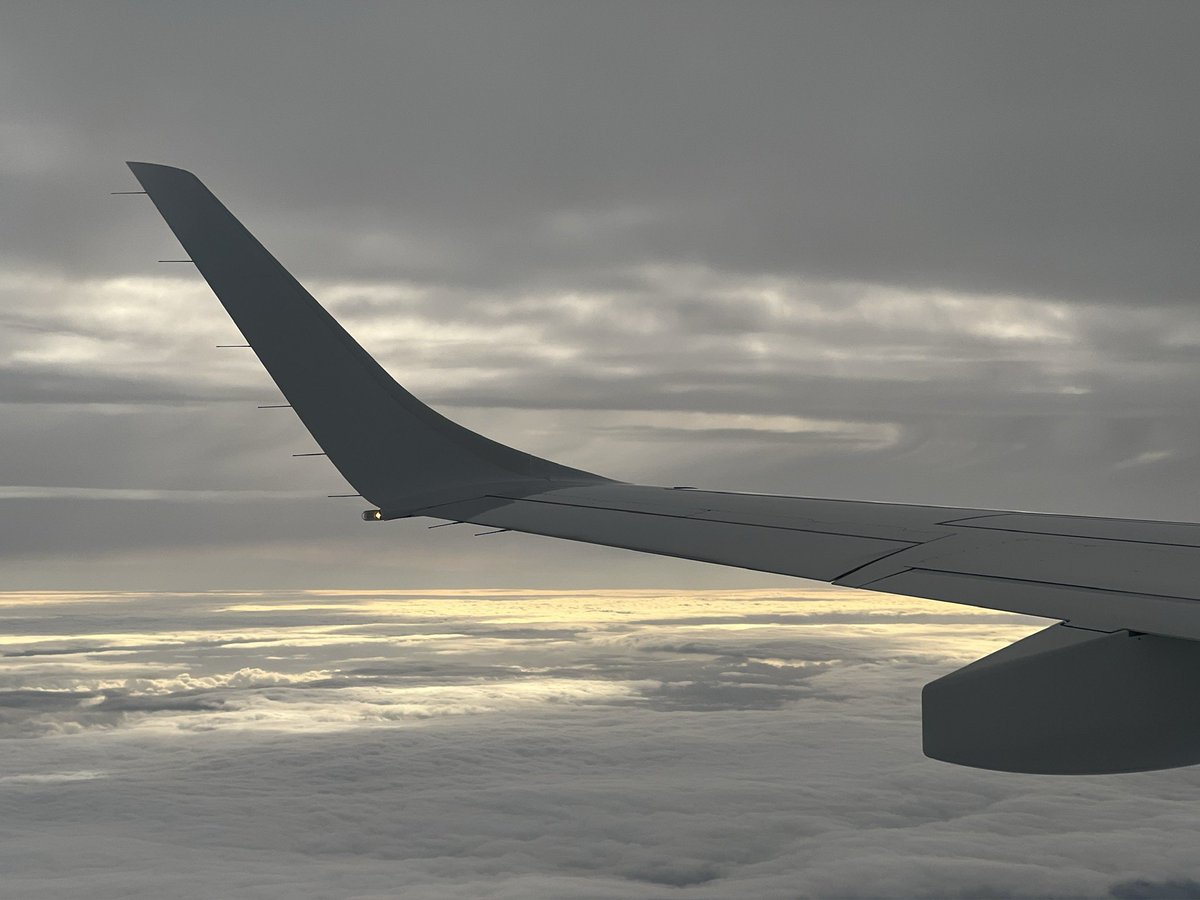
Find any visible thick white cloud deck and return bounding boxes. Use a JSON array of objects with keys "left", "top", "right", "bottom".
[{"left": 3, "top": 588, "right": 1200, "bottom": 899}]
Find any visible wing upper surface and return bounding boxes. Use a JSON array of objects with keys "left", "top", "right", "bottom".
[{"left": 417, "top": 483, "right": 1200, "bottom": 641}]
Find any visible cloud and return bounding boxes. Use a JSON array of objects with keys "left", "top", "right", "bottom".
[
  {"left": 3, "top": 588, "right": 1200, "bottom": 898},
  {"left": 3, "top": 260, "right": 1199, "bottom": 590},
  {"left": 6, "top": 4, "right": 1200, "bottom": 302}
]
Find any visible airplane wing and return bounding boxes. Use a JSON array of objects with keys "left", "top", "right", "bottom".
[{"left": 126, "top": 162, "right": 1200, "bottom": 775}]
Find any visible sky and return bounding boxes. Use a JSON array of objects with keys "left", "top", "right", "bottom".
[
  {"left": 6, "top": 4, "right": 1200, "bottom": 897},
  {"left": 3, "top": 1, "right": 1200, "bottom": 589}
]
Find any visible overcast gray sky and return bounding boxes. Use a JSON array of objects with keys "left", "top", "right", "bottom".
[{"left": 4, "top": 1, "right": 1200, "bottom": 588}]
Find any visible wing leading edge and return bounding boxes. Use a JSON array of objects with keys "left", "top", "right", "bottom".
[{"left": 128, "top": 162, "right": 1200, "bottom": 774}]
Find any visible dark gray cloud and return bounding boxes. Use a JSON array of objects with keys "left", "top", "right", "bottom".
[
  {"left": 4, "top": 2, "right": 1200, "bottom": 299},
  {"left": 1111, "top": 879, "right": 1200, "bottom": 900}
]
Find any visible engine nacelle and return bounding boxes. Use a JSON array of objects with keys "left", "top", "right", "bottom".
[{"left": 924, "top": 623, "right": 1200, "bottom": 774}]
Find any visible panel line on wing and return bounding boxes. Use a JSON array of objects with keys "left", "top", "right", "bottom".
[
  {"left": 942, "top": 520, "right": 1200, "bottom": 549},
  {"left": 830, "top": 540, "right": 943, "bottom": 583},
  {"left": 488, "top": 493, "right": 927, "bottom": 545}
]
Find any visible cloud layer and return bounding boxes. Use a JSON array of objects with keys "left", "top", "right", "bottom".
[{"left": 4, "top": 588, "right": 1200, "bottom": 899}]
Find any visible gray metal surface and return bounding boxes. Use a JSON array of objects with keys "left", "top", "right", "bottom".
[{"left": 924, "top": 624, "right": 1200, "bottom": 774}]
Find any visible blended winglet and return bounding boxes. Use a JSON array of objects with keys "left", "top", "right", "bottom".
[{"left": 127, "top": 162, "right": 605, "bottom": 512}]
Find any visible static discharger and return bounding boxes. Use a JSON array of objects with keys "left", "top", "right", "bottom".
[
  {"left": 292, "top": 452, "right": 327, "bottom": 457},
  {"left": 157, "top": 259, "right": 194, "bottom": 263},
  {"left": 216, "top": 344, "right": 251, "bottom": 348}
]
